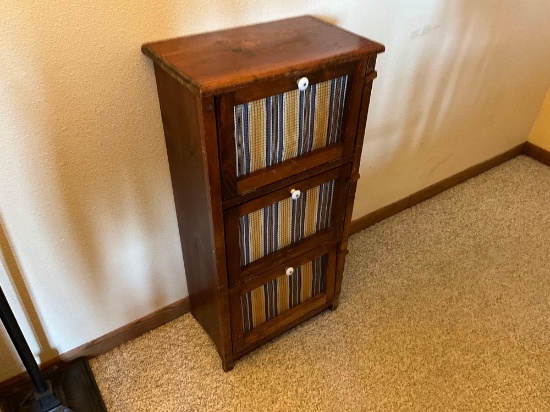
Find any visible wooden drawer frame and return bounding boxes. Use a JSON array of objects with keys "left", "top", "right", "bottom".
[
  {"left": 224, "top": 163, "right": 351, "bottom": 287},
  {"left": 229, "top": 243, "right": 337, "bottom": 354},
  {"left": 216, "top": 60, "right": 366, "bottom": 200}
]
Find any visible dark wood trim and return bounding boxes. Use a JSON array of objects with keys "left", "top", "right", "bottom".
[
  {"left": 232, "top": 60, "right": 358, "bottom": 104},
  {"left": 1, "top": 140, "right": 532, "bottom": 393},
  {"left": 3, "top": 141, "right": 533, "bottom": 394},
  {"left": 221, "top": 154, "right": 354, "bottom": 209},
  {"left": 217, "top": 91, "right": 238, "bottom": 199},
  {"left": 235, "top": 145, "right": 346, "bottom": 197},
  {"left": 334, "top": 57, "right": 372, "bottom": 302},
  {"left": 224, "top": 164, "right": 351, "bottom": 287},
  {"left": 523, "top": 141, "right": 550, "bottom": 167},
  {"left": 0, "top": 297, "right": 190, "bottom": 396},
  {"left": 350, "top": 143, "right": 526, "bottom": 234},
  {"left": 229, "top": 243, "right": 336, "bottom": 353},
  {"left": 217, "top": 60, "right": 363, "bottom": 202},
  {"left": 232, "top": 300, "right": 335, "bottom": 360},
  {"left": 65, "top": 297, "right": 190, "bottom": 359},
  {"left": 236, "top": 294, "right": 328, "bottom": 353}
]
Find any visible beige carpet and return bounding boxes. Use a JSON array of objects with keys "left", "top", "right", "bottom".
[{"left": 90, "top": 155, "right": 550, "bottom": 411}]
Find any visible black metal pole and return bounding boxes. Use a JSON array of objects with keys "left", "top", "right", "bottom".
[{"left": 0, "top": 284, "right": 48, "bottom": 394}]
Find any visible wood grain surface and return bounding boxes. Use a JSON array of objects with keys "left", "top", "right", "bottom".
[{"left": 142, "top": 15, "right": 384, "bottom": 95}]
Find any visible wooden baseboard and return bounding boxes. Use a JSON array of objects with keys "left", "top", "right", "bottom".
[
  {"left": 0, "top": 296, "right": 190, "bottom": 396},
  {"left": 350, "top": 143, "right": 526, "bottom": 234},
  {"left": 0, "top": 356, "right": 63, "bottom": 398},
  {"left": 64, "top": 297, "right": 190, "bottom": 359},
  {"left": 523, "top": 141, "right": 550, "bottom": 166},
  {"left": 3, "top": 140, "right": 543, "bottom": 394}
]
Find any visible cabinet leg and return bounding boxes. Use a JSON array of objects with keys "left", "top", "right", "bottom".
[
  {"left": 222, "top": 357, "right": 234, "bottom": 372},
  {"left": 330, "top": 297, "right": 340, "bottom": 311}
]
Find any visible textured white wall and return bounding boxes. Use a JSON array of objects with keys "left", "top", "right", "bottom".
[
  {"left": 353, "top": 1, "right": 550, "bottom": 218},
  {"left": 1, "top": 1, "right": 549, "bottom": 381}
]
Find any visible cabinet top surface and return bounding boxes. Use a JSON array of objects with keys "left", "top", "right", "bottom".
[{"left": 142, "top": 15, "right": 384, "bottom": 96}]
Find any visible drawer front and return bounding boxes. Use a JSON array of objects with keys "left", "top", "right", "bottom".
[
  {"left": 230, "top": 244, "right": 336, "bottom": 354},
  {"left": 225, "top": 164, "right": 351, "bottom": 286},
  {"left": 234, "top": 75, "right": 348, "bottom": 178},
  {"left": 241, "top": 254, "right": 326, "bottom": 334},
  {"left": 218, "top": 61, "right": 364, "bottom": 200},
  {"left": 238, "top": 179, "right": 334, "bottom": 266}
]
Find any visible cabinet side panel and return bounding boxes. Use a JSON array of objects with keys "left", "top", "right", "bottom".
[
  {"left": 153, "top": 65, "right": 227, "bottom": 362},
  {"left": 335, "top": 58, "right": 378, "bottom": 302}
]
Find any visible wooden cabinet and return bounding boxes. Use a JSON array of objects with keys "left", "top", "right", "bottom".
[{"left": 142, "top": 15, "right": 384, "bottom": 371}]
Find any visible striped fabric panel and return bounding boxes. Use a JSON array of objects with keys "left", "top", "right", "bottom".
[
  {"left": 241, "top": 255, "right": 326, "bottom": 334},
  {"left": 239, "top": 180, "right": 335, "bottom": 267},
  {"left": 234, "top": 75, "right": 348, "bottom": 177}
]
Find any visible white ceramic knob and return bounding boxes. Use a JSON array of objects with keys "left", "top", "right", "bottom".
[
  {"left": 285, "top": 267, "right": 294, "bottom": 276},
  {"left": 297, "top": 77, "right": 309, "bottom": 91},
  {"left": 290, "top": 189, "right": 301, "bottom": 200}
]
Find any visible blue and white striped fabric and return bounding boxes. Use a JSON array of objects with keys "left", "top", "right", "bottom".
[
  {"left": 241, "top": 255, "right": 326, "bottom": 334},
  {"left": 238, "top": 180, "right": 335, "bottom": 267},
  {"left": 234, "top": 75, "right": 348, "bottom": 177}
]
